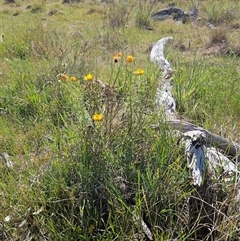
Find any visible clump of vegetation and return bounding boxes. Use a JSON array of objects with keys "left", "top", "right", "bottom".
[
  {"left": 103, "top": 0, "right": 133, "bottom": 28},
  {"left": 134, "top": 0, "right": 154, "bottom": 29},
  {"left": 208, "top": 28, "right": 228, "bottom": 45},
  {"left": 205, "top": 27, "right": 229, "bottom": 55},
  {"left": 201, "top": 0, "right": 240, "bottom": 25}
]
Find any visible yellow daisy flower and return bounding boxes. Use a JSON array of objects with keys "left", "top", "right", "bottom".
[
  {"left": 134, "top": 68, "right": 144, "bottom": 75},
  {"left": 84, "top": 73, "right": 94, "bottom": 82},
  {"left": 70, "top": 76, "right": 77, "bottom": 82},
  {"left": 126, "top": 55, "right": 134, "bottom": 63},
  {"left": 92, "top": 113, "right": 103, "bottom": 122}
]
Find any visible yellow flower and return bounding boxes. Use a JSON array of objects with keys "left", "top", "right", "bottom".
[
  {"left": 61, "top": 74, "right": 68, "bottom": 81},
  {"left": 70, "top": 76, "right": 77, "bottom": 82},
  {"left": 134, "top": 68, "right": 144, "bottom": 75},
  {"left": 113, "top": 52, "right": 122, "bottom": 63},
  {"left": 92, "top": 113, "right": 103, "bottom": 122},
  {"left": 126, "top": 55, "right": 134, "bottom": 63},
  {"left": 84, "top": 73, "right": 94, "bottom": 82}
]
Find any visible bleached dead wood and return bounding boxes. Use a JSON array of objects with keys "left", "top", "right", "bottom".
[
  {"left": 153, "top": 119, "right": 240, "bottom": 158},
  {"left": 150, "top": 37, "right": 174, "bottom": 77},
  {"left": 152, "top": 37, "right": 208, "bottom": 186},
  {"left": 180, "top": 130, "right": 206, "bottom": 186},
  {"left": 133, "top": 211, "right": 153, "bottom": 240},
  {"left": 152, "top": 37, "right": 176, "bottom": 121},
  {"left": 151, "top": 36, "right": 240, "bottom": 187},
  {"left": 169, "top": 119, "right": 240, "bottom": 158},
  {"left": 151, "top": 36, "right": 240, "bottom": 239},
  {"left": 0, "top": 152, "right": 13, "bottom": 169}
]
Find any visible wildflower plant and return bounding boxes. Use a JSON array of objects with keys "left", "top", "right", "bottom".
[
  {"left": 92, "top": 113, "right": 103, "bottom": 122},
  {"left": 84, "top": 73, "right": 94, "bottom": 82},
  {"left": 70, "top": 76, "right": 77, "bottom": 82},
  {"left": 126, "top": 55, "right": 134, "bottom": 63},
  {"left": 134, "top": 68, "right": 144, "bottom": 75}
]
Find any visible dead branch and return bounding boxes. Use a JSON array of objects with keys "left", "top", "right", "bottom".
[
  {"left": 169, "top": 119, "right": 240, "bottom": 158},
  {"left": 151, "top": 36, "right": 240, "bottom": 239}
]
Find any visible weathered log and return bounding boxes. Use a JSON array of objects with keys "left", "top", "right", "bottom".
[
  {"left": 151, "top": 36, "right": 240, "bottom": 239},
  {"left": 153, "top": 119, "right": 240, "bottom": 159},
  {"left": 168, "top": 119, "right": 240, "bottom": 158},
  {"left": 151, "top": 36, "right": 240, "bottom": 174},
  {"left": 150, "top": 37, "right": 174, "bottom": 75}
]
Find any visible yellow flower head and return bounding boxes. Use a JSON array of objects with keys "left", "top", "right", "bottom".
[
  {"left": 92, "top": 113, "right": 103, "bottom": 122},
  {"left": 70, "top": 76, "right": 77, "bottom": 82},
  {"left": 61, "top": 74, "right": 68, "bottom": 81},
  {"left": 134, "top": 68, "right": 144, "bottom": 75},
  {"left": 113, "top": 52, "right": 122, "bottom": 63},
  {"left": 126, "top": 55, "right": 134, "bottom": 63},
  {"left": 84, "top": 73, "right": 94, "bottom": 82}
]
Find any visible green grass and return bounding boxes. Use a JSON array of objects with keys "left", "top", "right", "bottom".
[{"left": 0, "top": 0, "right": 240, "bottom": 240}]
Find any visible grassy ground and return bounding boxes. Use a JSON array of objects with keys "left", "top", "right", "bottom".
[{"left": 0, "top": 0, "right": 240, "bottom": 240}]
